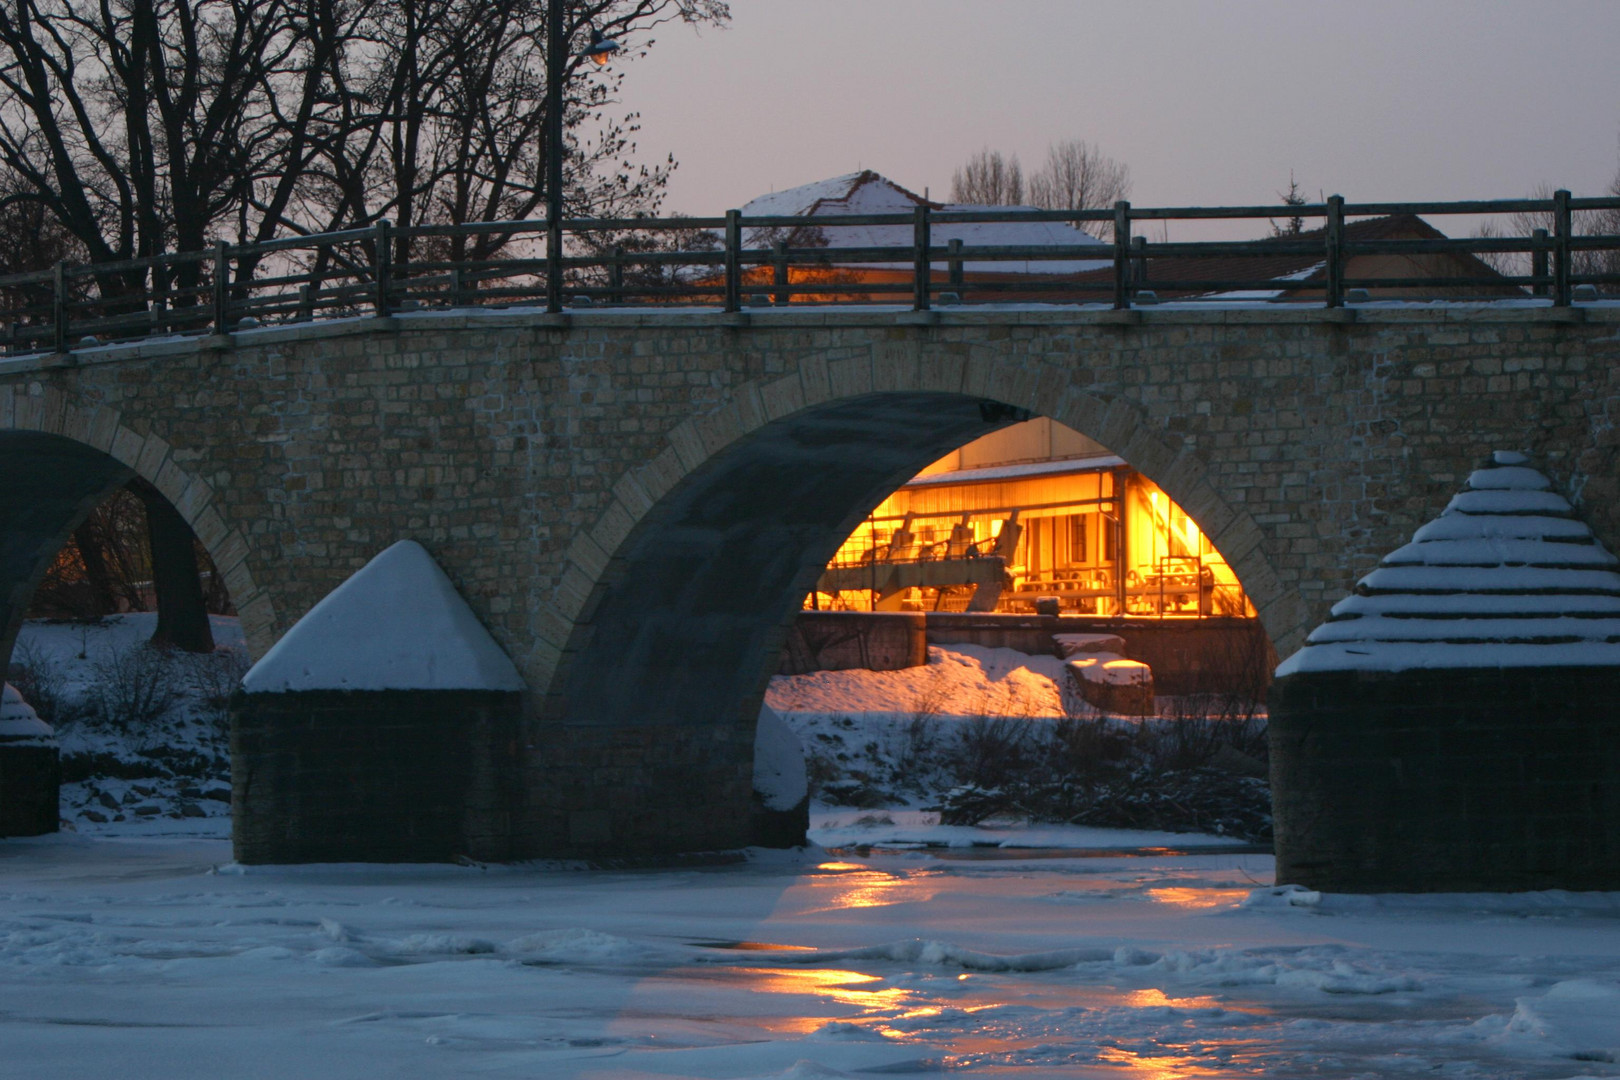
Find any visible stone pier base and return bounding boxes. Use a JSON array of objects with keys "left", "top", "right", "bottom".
[
  {"left": 0, "top": 745, "right": 59, "bottom": 837},
  {"left": 231, "top": 689, "right": 522, "bottom": 864},
  {"left": 1269, "top": 668, "right": 1620, "bottom": 893},
  {"left": 514, "top": 720, "right": 757, "bottom": 859}
]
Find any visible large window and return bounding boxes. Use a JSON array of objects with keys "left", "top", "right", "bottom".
[{"left": 812, "top": 421, "right": 1254, "bottom": 619}]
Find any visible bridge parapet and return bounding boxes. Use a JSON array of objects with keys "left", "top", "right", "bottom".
[{"left": 2, "top": 192, "right": 1616, "bottom": 357}]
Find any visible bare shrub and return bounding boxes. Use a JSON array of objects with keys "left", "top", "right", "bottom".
[
  {"left": 6, "top": 640, "right": 79, "bottom": 726},
  {"left": 179, "top": 647, "right": 251, "bottom": 735},
  {"left": 92, "top": 643, "right": 181, "bottom": 731},
  {"left": 1149, "top": 699, "right": 1268, "bottom": 772},
  {"left": 933, "top": 654, "right": 1273, "bottom": 840}
]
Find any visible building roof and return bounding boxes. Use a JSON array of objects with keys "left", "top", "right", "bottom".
[
  {"left": 739, "top": 170, "right": 1110, "bottom": 276},
  {"left": 903, "top": 453, "right": 1127, "bottom": 488},
  {"left": 1068, "top": 213, "right": 1514, "bottom": 300}
]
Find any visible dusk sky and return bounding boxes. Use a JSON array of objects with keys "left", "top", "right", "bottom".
[{"left": 627, "top": 0, "right": 1620, "bottom": 227}]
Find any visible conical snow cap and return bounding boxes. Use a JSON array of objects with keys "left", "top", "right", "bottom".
[
  {"left": 242, "top": 540, "right": 525, "bottom": 693},
  {"left": 1277, "top": 451, "right": 1620, "bottom": 676},
  {"left": 0, "top": 683, "right": 56, "bottom": 747}
]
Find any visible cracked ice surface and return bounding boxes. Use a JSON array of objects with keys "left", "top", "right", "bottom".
[{"left": 2, "top": 831, "right": 1619, "bottom": 1078}]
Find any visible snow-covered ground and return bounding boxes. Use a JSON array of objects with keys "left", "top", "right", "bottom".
[
  {"left": 3, "top": 830, "right": 1620, "bottom": 1078},
  {"left": 766, "top": 643, "right": 1071, "bottom": 810},
  {"left": 10, "top": 614, "right": 246, "bottom": 827}
]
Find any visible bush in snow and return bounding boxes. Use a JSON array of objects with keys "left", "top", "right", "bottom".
[
  {"left": 178, "top": 647, "right": 250, "bottom": 736},
  {"left": 91, "top": 642, "right": 182, "bottom": 731},
  {"left": 6, "top": 640, "right": 78, "bottom": 727},
  {"left": 932, "top": 709, "right": 1272, "bottom": 842}
]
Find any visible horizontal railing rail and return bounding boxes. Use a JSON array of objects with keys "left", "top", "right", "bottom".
[{"left": 3, "top": 192, "right": 1617, "bottom": 356}]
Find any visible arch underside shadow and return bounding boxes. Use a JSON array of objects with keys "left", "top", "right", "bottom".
[
  {"left": 532, "top": 379, "right": 1293, "bottom": 856},
  {"left": 0, "top": 431, "right": 137, "bottom": 671},
  {"left": 552, "top": 392, "right": 1032, "bottom": 735}
]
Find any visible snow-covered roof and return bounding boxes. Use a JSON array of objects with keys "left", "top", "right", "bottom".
[
  {"left": 0, "top": 683, "right": 55, "bottom": 747},
  {"left": 1276, "top": 452, "right": 1620, "bottom": 675},
  {"left": 738, "top": 170, "right": 1110, "bottom": 276},
  {"left": 241, "top": 540, "right": 526, "bottom": 693}
]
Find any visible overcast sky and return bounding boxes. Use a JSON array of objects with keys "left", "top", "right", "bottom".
[{"left": 623, "top": 0, "right": 1620, "bottom": 226}]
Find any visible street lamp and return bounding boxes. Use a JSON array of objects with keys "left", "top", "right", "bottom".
[
  {"left": 547, "top": 9, "right": 622, "bottom": 313},
  {"left": 583, "top": 28, "right": 621, "bottom": 66}
]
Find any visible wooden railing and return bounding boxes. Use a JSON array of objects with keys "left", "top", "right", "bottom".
[{"left": 2, "top": 192, "right": 1617, "bottom": 356}]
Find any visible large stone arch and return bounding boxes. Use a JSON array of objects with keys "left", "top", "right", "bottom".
[
  {"left": 0, "top": 385, "right": 272, "bottom": 672},
  {"left": 518, "top": 342, "right": 1299, "bottom": 855}
]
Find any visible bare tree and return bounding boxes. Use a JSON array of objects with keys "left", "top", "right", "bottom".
[
  {"left": 1472, "top": 166, "right": 1620, "bottom": 289},
  {"left": 0, "top": 0, "right": 346, "bottom": 297},
  {"left": 950, "top": 148, "right": 1024, "bottom": 206},
  {"left": 0, "top": 0, "right": 728, "bottom": 293},
  {"left": 274, "top": 0, "right": 727, "bottom": 265},
  {"left": 1028, "top": 139, "right": 1131, "bottom": 239}
]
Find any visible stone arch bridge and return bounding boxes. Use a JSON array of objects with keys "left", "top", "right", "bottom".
[{"left": 2, "top": 303, "right": 1617, "bottom": 856}]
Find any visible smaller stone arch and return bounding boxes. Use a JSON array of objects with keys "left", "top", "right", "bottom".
[{"left": 0, "top": 384, "right": 273, "bottom": 671}]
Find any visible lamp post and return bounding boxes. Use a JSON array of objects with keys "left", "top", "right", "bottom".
[{"left": 546, "top": 6, "right": 620, "bottom": 313}]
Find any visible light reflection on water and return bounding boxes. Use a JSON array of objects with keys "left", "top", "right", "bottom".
[
  {"left": 737, "top": 966, "right": 911, "bottom": 1011},
  {"left": 632, "top": 955, "right": 1589, "bottom": 1078},
  {"left": 808, "top": 860, "right": 918, "bottom": 911},
  {"left": 1095, "top": 1046, "right": 1238, "bottom": 1078},
  {"left": 1143, "top": 886, "right": 1248, "bottom": 910}
]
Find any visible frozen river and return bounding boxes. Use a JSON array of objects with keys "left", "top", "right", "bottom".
[{"left": 4, "top": 824, "right": 1620, "bottom": 1078}]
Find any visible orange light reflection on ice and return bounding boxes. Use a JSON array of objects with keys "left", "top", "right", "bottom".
[
  {"left": 1144, "top": 886, "right": 1243, "bottom": 910},
  {"left": 1124, "top": 987, "right": 1224, "bottom": 1009},
  {"left": 813, "top": 862, "right": 908, "bottom": 911},
  {"left": 1097, "top": 1046, "right": 1224, "bottom": 1078},
  {"left": 739, "top": 967, "right": 910, "bottom": 1011}
]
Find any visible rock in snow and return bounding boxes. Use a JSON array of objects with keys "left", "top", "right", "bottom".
[
  {"left": 241, "top": 540, "right": 525, "bottom": 693},
  {"left": 1277, "top": 453, "right": 1620, "bottom": 675}
]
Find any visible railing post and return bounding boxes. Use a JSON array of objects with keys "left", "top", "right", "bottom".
[
  {"left": 546, "top": 212, "right": 563, "bottom": 314},
  {"left": 53, "top": 260, "right": 68, "bottom": 352},
  {"left": 374, "top": 219, "right": 393, "bottom": 316},
  {"left": 1130, "top": 235, "right": 1147, "bottom": 286},
  {"left": 296, "top": 285, "right": 313, "bottom": 322},
  {"left": 1112, "top": 201, "right": 1131, "bottom": 309},
  {"left": 212, "top": 241, "right": 230, "bottom": 332},
  {"left": 609, "top": 245, "right": 624, "bottom": 305},
  {"left": 448, "top": 267, "right": 464, "bottom": 310},
  {"left": 1532, "top": 227, "right": 1549, "bottom": 297},
  {"left": 1553, "top": 189, "right": 1572, "bottom": 306},
  {"left": 1325, "top": 194, "right": 1345, "bottom": 308},
  {"left": 772, "top": 240, "right": 788, "bottom": 306},
  {"left": 723, "top": 209, "right": 741, "bottom": 312},
  {"left": 913, "top": 204, "right": 931, "bottom": 311},
  {"left": 948, "top": 238, "right": 963, "bottom": 289}
]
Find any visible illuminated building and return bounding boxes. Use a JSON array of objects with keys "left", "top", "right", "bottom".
[{"left": 813, "top": 418, "right": 1255, "bottom": 620}]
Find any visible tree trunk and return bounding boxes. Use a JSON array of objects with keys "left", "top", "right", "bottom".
[
  {"left": 135, "top": 483, "right": 214, "bottom": 653},
  {"left": 71, "top": 522, "right": 122, "bottom": 614}
]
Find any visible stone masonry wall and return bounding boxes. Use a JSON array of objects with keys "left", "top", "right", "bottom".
[{"left": 2, "top": 304, "right": 1617, "bottom": 855}]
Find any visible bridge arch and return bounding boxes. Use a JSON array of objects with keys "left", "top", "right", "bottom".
[
  {"left": 0, "top": 389, "right": 270, "bottom": 672},
  {"left": 527, "top": 345, "right": 1299, "bottom": 854}
]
